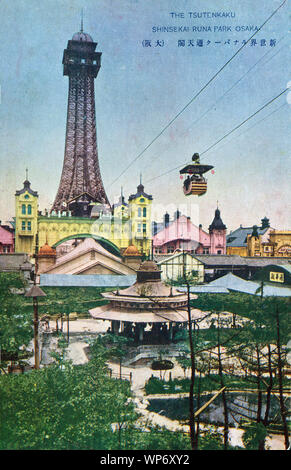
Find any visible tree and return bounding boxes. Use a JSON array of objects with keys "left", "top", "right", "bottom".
[
  {"left": 0, "top": 273, "right": 33, "bottom": 369},
  {"left": 0, "top": 337, "right": 136, "bottom": 450},
  {"left": 193, "top": 292, "right": 291, "bottom": 450},
  {"left": 94, "top": 333, "right": 133, "bottom": 379}
]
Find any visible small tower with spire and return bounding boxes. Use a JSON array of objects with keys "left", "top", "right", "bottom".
[
  {"left": 15, "top": 174, "right": 39, "bottom": 254},
  {"left": 128, "top": 178, "right": 153, "bottom": 256},
  {"left": 112, "top": 187, "right": 128, "bottom": 219},
  {"left": 208, "top": 206, "right": 227, "bottom": 254}
]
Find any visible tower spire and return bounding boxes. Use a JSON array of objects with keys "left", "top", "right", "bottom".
[{"left": 80, "top": 8, "right": 84, "bottom": 33}]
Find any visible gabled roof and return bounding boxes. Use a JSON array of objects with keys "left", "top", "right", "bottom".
[
  {"left": 192, "top": 254, "right": 291, "bottom": 268},
  {"left": 193, "top": 254, "right": 245, "bottom": 266},
  {"left": 209, "top": 272, "right": 291, "bottom": 297},
  {"left": 244, "top": 257, "right": 291, "bottom": 267},
  {"left": 226, "top": 226, "right": 268, "bottom": 247},
  {"left": 44, "top": 238, "right": 135, "bottom": 275},
  {"left": 156, "top": 251, "right": 203, "bottom": 265}
]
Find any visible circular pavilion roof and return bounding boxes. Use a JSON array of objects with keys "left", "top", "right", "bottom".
[
  {"left": 72, "top": 31, "right": 93, "bottom": 42},
  {"left": 138, "top": 260, "right": 160, "bottom": 271}
]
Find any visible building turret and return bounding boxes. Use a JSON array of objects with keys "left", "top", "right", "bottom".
[
  {"left": 261, "top": 217, "right": 270, "bottom": 230},
  {"left": 247, "top": 225, "right": 262, "bottom": 256},
  {"left": 128, "top": 179, "right": 152, "bottom": 256},
  {"left": 15, "top": 178, "right": 38, "bottom": 255},
  {"left": 208, "top": 208, "right": 227, "bottom": 254}
]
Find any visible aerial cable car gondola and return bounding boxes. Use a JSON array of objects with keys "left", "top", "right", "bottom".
[{"left": 180, "top": 153, "right": 214, "bottom": 196}]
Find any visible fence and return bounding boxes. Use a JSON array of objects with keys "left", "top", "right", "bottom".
[{"left": 108, "top": 368, "right": 132, "bottom": 383}]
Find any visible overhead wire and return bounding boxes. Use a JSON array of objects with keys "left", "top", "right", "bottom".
[
  {"left": 182, "top": 40, "right": 287, "bottom": 138},
  {"left": 110, "top": 0, "right": 287, "bottom": 185},
  {"left": 142, "top": 38, "right": 287, "bottom": 173},
  {"left": 145, "top": 87, "right": 289, "bottom": 183},
  {"left": 199, "top": 87, "right": 289, "bottom": 156},
  {"left": 212, "top": 102, "right": 288, "bottom": 155}
]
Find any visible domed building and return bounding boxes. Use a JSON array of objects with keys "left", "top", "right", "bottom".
[
  {"left": 37, "top": 243, "right": 56, "bottom": 273},
  {"left": 89, "top": 260, "right": 205, "bottom": 344},
  {"left": 122, "top": 244, "right": 142, "bottom": 270}
]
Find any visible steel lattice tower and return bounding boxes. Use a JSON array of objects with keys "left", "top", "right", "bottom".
[{"left": 52, "top": 29, "right": 110, "bottom": 213}]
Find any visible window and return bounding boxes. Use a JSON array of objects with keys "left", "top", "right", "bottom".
[
  {"left": 81, "top": 58, "right": 86, "bottom": 64},
  {"left": 27, "top": 204, "right": 32, "bottom": 215},
  {"left": 137, "top": 223, "right": 141, "bottom": 232},
  {"left": 143, "top": 223, "right": 147, "bottom": 233},
  {"left": 143, "top": 207, "right": 147, "bottom": 217},
  {"left": 138, "top": 207, "right": 142, "bottom": 217},
  {"left": 21, "top": 204, "right": 26, "bottom": 215},
  {"left": 27, "top": 221, "right": 31, "bottom": 231},
  {"left": 21, "top": 221, "right": 26, "bottom": 231},
  {"left": 24, "top": 195, "right": 29, "bottom": 199}
]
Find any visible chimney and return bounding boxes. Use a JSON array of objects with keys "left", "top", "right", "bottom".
[{"left": 164, "top": 213, "right": 170, "bottom": 228}]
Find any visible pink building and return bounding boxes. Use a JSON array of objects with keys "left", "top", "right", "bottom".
[
  {"left": 152, "top": 208, "right": 226, "bottom": 255},
  {"left": 0, "top": 224, "right": 14, "bottom": 253}
]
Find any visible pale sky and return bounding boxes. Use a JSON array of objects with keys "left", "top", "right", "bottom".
[{"left": 0, "top": 0, "right": 290, "bottom": 233}]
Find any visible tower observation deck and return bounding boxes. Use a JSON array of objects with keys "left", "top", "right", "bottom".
[{"left": 52, "top": 29, "right": 110, "bottom": 215}]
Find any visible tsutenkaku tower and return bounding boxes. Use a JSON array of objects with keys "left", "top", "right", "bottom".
[{"left": 52, "top": 27, "right": 110, "bottom": 213}]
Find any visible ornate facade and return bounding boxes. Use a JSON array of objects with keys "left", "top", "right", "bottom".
[
  {"left": 14, "top": 179, "right": 152, "bottom": 257},
  {"left": 227, "top": 218, "right": 291, "bottom": 257},
  {"left": 152, "top": 208, "right": 227, "bottom": 255}
]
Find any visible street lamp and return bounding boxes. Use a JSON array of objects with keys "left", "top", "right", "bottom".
[{"left": 25, "top": 285, "right": 46, "bottom": 369}]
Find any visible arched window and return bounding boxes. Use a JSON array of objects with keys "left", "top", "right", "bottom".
[
  {"left": 27, "top": 204, "right": 32, "bottom": 215},
  {"left": 143, "top": 207, "right": 147, "bottom": 217},
  {"left": 21, "top": 204, "right": 26, "bottom": 215},
  {"left": 138, "top": 207, "right": 142, "bottom": 217}
]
